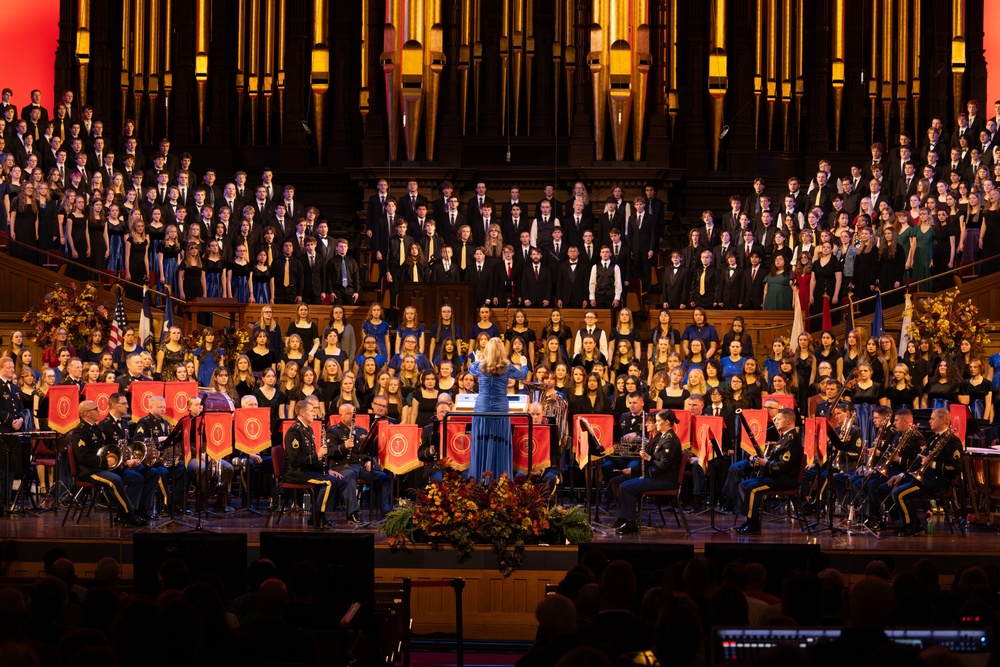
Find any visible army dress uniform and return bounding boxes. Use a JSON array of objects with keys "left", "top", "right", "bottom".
[
  {"left": 800, "top": 422, "right": 861, "bottom": 501},
  {"left": 283, "top": 418, "right": 332, "bottom": 527},
  {"left": 132, "top": 414, "right": 175, "bottom": 515},
  {"left": 616, "top": 428, "right": 683, "bottom": 533},
  {"left": 0, "top": 375, "right": 24, "bottom": 512},
  {"left": 327, "top": 421, "right": 392, "bottom": 515},
  {"left": 72, "top": 419, "right": 145, "bottom": 526},
  {"left": 891, "top": 429, "right": 963, "bottom": 535},
  {"left": 98, "top": 413, "right": 145, "bottom": 512},
  {"left": 602, "top": 410, "right": 645, "bottom": 488},
  {"left": 860, "top": 427, "right": 924, "bottom": 526},
  {"left": 737, "top": 426, "right": 803, "bottom": 532}
]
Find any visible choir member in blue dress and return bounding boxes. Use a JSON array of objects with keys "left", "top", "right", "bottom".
[
  {"left": 251, "top": 249, "right": 273, "bottom": 304},
  {"left": 229, "top": 244, "right": 252, "bottom": 303}
]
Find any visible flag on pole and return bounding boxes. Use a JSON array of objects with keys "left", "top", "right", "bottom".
[
  {"left": 872, "top": 290, "right": 884, "bottom": 338},
  {"left": 790, "top": 292, "right": 805, "bottom": 351},
  {"left": 108, "top": 289, "right": 128, "bottom": 350},
  {"left": 139, "top": 287, "right": 154, "bottom": 351},
  {"left": 844, "top": 293, "right": 855, "bottom": 336},
  {"left": 160, "top": 288, "right": 175, "bottom": 346},
  {"left": 899, "top": 293, "right": 913, "bottom": 354},
  {"left": 822, "top": 294, "right": 833, "bottom": 331}
]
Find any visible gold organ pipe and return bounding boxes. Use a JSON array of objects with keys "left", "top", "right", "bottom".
[
  {"left": 458, "top": 0, "right": 471, "bottom": 135},
  {"left": 423, "top": 0, "right": 445, "bottom": 160},
  {"left": 564, "top": 0, "right": 575, "bottom": 132},
  {"left": 195, "top": 0, "right": 210, "bottom": 143},
  {"left": 525, "top": 0, "right": 534, "bottom": 136},
  {"left": 236, "top": 0, "right": 246, "bottom": 141},
  {"left": 881, "top": 0, "right": 892, "bottom": 144},
  {"left": 311, "top": 0, "right": 329, "bottom": 161},
  {"left": 631, "top": 0, "right": 652, "bottom": 162},
  {"left": 667, "top": 0, "right": 679, "bottom": 134},
  {"left": 708, "top": 0, "right": 727, "bottom": 169},
  {"left": 473, "top": 0, "right": 482, "bottom": 133},
  {"left": 831, "top": 0, "right": 845, "bottom": 149},
  {"left": 164, "top": 0, "right": 173, "bottom": 134},
  {"left": 500, "top": 0, "right": 510, "bottom": 135},
  {"left": 766, "top": 0, "right": 776, "bottom": 149},
  {"left": 133, "top": 0, "right": 145, "bottom": 134},
  {"left": 794, "top": 0, "right": 803, "bottom": 149},
  {"left": 588, "top": 1, "right": 607, "bottom": 160},
  {"left": 912, "top": 0, "right": 922, "bottom": 134},
  {"left": 360, "top": 0, "right": 370, "bottom": 128},
  {"left": 264, "top": 0, "right": 275, "bottom": 144},
  {"left": 897, "top": 0, "right": 909, "bottom": 136},
  {"left": 511, "top": 0, "right": 524, "bottom": 136},
  {"left": 379, "top": 0, "right": 400, "bottom": 160},
  {"left": 553, "top": 0, "right": 562, "bottom": 136},
  {"left": 781, "top": 0, "right": 791, "bottom": 150},
  {"left": 248, "top": 0, "right": 261, "bottom": 144},
  {"left": 399, "top": 0, "right": 426, "bottom": 161},
  {"left": 869, "top": 0, "right": 878, "bottom": 142},
  {"left": 753, "top": 0, "right": 762, "bottom": 148},
  {"left": 952, "top": 0, "right": 966, "bottom": 122},
  {"left": 149, "top": 0, "right": 160, "bottom": 100},
  {"left": 121, "top": 0, "right": 131, "bottom": 127},
  {"left": 76, "top": 0, "right": 91, "bottom": 107},
  {"left": 277, "top": 0, "right": 286, "bottom": 141}
]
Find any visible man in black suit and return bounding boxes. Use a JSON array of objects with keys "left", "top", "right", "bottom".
[
  {"left": 371, "top": 199, "right": 399, "bottom": 271},
  {"left": 512, "top": 231, "right": 534, "bottom": 277},
  {"left": 627, "top": 197, "right": 654, "bottom": 292},
  {"left": 596, "top": 197, "right": 621, "bottom": 247},
  {"left": 967, "top": 100, "right": 986, "bottom": 140},
  {"left": 688, "top": 250, "right": 720, "bottom": 309},
  {"left": 324, "top": 238, "right": 361, "bottom": 305},
  {"left": 272, "top": 240, "right": 304, "bottom": 304},
  {"left": 535, "top": 184, "right": 563, "bottom": 222},
  {"left": 546, "top": 227, "right": 568, "bottom": 271},
  {"left": 555, "top": 246, "right": 589, "bottom": 309},
  {"left": 386, "top": 218, "right": 415, "bottom": 306},
  {"left": 743, "top": 251, "right": 767, "bottom": 310},
  {"left": 312, "top": 221, "right": 333, "bottom": 260},
  {"left": 756, "top": 211, "right": 778, "bottom": 253},
  {"left": 490, "top": 245, "right": 518, "bottom": 307},
  {"left": 608, "top": 228, "right": 631, "bottom": 288},
  {"left": 744, "top": 177, "right": 767, "bottom": 217},
  {"left": 466, "top": 181, "right": 495, "bottom": 234},
  {"left": 440, "top": 195, "right": 466, "bottom": 247},
  {"left": 430, "top": 246, "right": 460, "bottom": 282},
  {"left": 470, "top": 247, "right": 495, "bottom": 306},
  {"left": 501, "top": 186, "right": 525, "bottom": 227},
  {"left": 717, "top": 253, "right": 745, "bottom": 309},
  {"left": 806, "top": 170, "right": 834, "bottom": 217},
  {"left": 0, "top": 356, "right": 24, "bottom": 515},
  {"left": 578, "top": 230, "right": 599, "bottom": 270},
  {"left": 268, "top": 202, "right": 294, "bottom": 241},
  {"left": 868, "top": 178, "right": 891, "bottom": 213},
  {"left": 893, "top": 162, "right": 918, "bottom": 210},
  {"left": 660, "top": 251, "right": 690, "bottom": 310},
  {"left": 503, "top": 203, "right": 529, "bottom": 246},
  {"left": 520, "top": 247, "right": 552, "bottom": 307},
  {"left": 21, "top": 90, "right": 48, "bottom": 126},
  {"left": 453, "top": 225, "right": 476, "bottom": 279},
  {"left": 644, "top": 184, "right": 666, "bottom": 242},
  {"left": 299, "top": 237, "right": 326, "bottom": 304},
  {"left": 431, "top": 181, "right": 454, "bottom": 230},
  {"left": 564, "top": 197, "right": 593, "bottom": 251},
  {"left": 251, "top": 185, "right": 271, "bottom": 219},
  {"left": 471, "top": 199, "right": 496, "bottom": 248}
]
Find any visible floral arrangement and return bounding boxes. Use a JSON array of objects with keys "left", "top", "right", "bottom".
[
  {"left": 23, "top": 283, "right": 112, "bottom": 349},
  {"left": 381, "top": 470, "right": 594, "bottom": 576},
  {"left": 182, "top": 326, "right": 250, "bottom": 373},
  {"left": 906, "top": 288, "right": 990, "bottom": 357}
]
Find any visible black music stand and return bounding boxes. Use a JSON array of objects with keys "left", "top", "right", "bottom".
[
  {"left": 807, "top": 429, "right": 847, "bottom": 535},
  {"left": 0, "top": 433, "right": 25, "bottom": 517},
  {"left": 578, "top": 419, "right": 608, "bottom": 535},
  {"left": 347, "top": 416, "right": 384, "bottom": 528},
  {"left": 691, "top": 434, "right": 727, "bottom": 534},
  {"left": 154, "top": 425, "right": 198, "bottom": 531}
]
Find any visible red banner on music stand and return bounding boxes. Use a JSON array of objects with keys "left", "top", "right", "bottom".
[
  {"left": 950, "top": 403, "right": 970, "bottom": 443},
  {"left": 130, "top": 381, "right": 165, "bottom": 422},
  {"left": 164, "top": 381, "right": 198, "bottom": 425},
  {"left": 803, "top": 417, "right": 828, "bottom": 465},
  {"left": 379, "top": 423, "right": 422, "bottom": 475},
  {"left": 47, "top": 384, "right": 80, "bottom": 434},
  {"left": 513, "top": 423, "right": 551, "bottom": 475},
  {"left": 203, "top": 411, "right": 234, "bottom": 461},
  {"left": 692, "top": 415, "right": 724, "bottom": 464},
  {"left": 738, "top": 409, "right": 769, "bottom": 457},
  {"left": 442, "top": 415, "right": 473, "bottom": 471},
  {"left": 762, "top": 393, "right": 796, "bottom": 411},
  {"left": 674, "top": 409, "right": 692, "bottom": 448},
  {"left": 280, "top": 419, "right": 324, "bottom": 454},
  {"left": 83, "top": 382, "right": 117, "bottom": 422},
  {"left": 573, "top": 414, "right": 614, "bottom": 468},
  {"left": 235, "top": 407, "right": 272, "bottom": 455}
]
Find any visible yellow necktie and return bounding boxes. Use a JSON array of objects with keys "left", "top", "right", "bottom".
[
  {"left": 267, "top": 246, "right": 272, "bottom": 265},
  {"left": 815, "top": 189, "right": 821, "bottom": 206},
  {"left": 412, "top": 264, "right": 419, "bottom": 281},
  {"left": 399, "top": 238, "right": 405, "bottom": 265},
  {"left": 699, "top": 269, "right": 706, "bottom": 295},
  {"left": 428, "top": 239, "right": 434, "bottom": 260},
  {"left": 461, "top": 246, "right": 467, "bottom": 270},
  {"left": 283, "top": 259, "right": 290, "bottom": 287}
]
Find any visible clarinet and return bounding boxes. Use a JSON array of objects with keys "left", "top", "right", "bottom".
[{"left": 640, "top": 410, "right": 647, "bottom": 478}]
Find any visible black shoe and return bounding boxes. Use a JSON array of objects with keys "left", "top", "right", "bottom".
[
  {"left": 615, "top": 520, "right": 638, "bottom": 535},
  {"left": 135, "top": 510, "right": 151, "bottom": 521},
  {"left": 311, "top": 513, "right": 335, "bottom": 528},
  {"left": 119, "top": 513, "right": 147, "bottom": 527},
  {"left": 894, "top": 523, "right": 919, "bottom": 537},
  {"left": 348, "top": 512, "right": 362, "bottom": 525},
  {"left": 736, "top": 520, "right": 761, "bottom": 534}
]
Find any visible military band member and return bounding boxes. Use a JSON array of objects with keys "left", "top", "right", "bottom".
[
  {"left": 98, "top": 392, "right": 151, "bottom": 513},
  {"left": 60, "top": 358, "right": 86, "bottom": 396},
  {"left": 606, "top": 412, "right": 657, "bottom": 504},
  {"left": 0, "top": 356, "right": 24, "bottom": 515},
  {"left": 418, "top": 396, "right": 458, "bottom": 485},
  {"left": 736, "top": 408, "right": 802, "bottom": 534},
  {"left": 834, "top": 405, "right": 894, "bottom": 512},
  {"left": 801, "top": 402, "right": 861, "bottom": 504},
  {"left": 527, "top": 400, "right": 561, "bottom": 497},
  {"left": 72, "top": 400, "right": 146, "bottom": 527},
  {"left": 602, "top": 391, "right": 646, "bottom": 488},
  {"left": 615, "top": 409, "right": 683, "bottom": 535},
  {"left": 323, "top": 404, "right": 365, "bottom": 524},
  {"left": 183, "top": 396, "right": 235, "bottom": 512},
  {"left": 328, "top": 402, "right": 392, "bottom": 516},
  {"left": 859, "top": 408, "right": 925, "bottom": 531},
  {"left": 888, "top": 408, "right": 963, "bottom": 536},
  {"left": 722, "top": 399, "right": 783, "bottom": 507},
  {"left": 132, "top": 396, "right": 174, "bottom": 517},
  {"left": 283, "top": 399, "right": 333, "bottom": 528},
  {"left": 115, "top": 353, "right": 148, "bottom": 410}
]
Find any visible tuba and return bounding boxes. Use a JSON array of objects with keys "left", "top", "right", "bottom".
[{"left": 542, "top": 393, "right": 569, "bottom": 450}]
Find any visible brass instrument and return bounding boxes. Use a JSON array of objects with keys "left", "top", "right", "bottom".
[
  {"left": 873, "top": 424, "right": 917, "bottom": 478},
  {"left": 542, "top": 393, "right": 569, "bottom": 451},
  {"left": 859, "top": 421, "right": 893, "bottom": 475},
  {"left": 97, "top": 443, "right": 125, "bottom": 471},
  {"left": 912, "top": 428, "right": 954, "bottom": 484},
  {"left": 640, "top": 411, "right": 647, "bottom": 478}
]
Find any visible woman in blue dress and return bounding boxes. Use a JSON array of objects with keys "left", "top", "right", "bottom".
[
  {"left": 229, "top": 244, "right": 252, "bottom": 303},
  {"left": 362, "top": 303, "right": 391, "bottom": 358},
  {"left": 251, "top": 249, "right": 273, "bottom": 304},
  {"left": 158, "top": 224, "right": 182, "bottom": 296},
  {"left": 468, "top": 338, "right": 528, "bottom": 482}
]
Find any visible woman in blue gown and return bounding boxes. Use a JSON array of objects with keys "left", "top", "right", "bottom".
[{"left": 468, "top": 338, "right": 529, "bottom": 482}]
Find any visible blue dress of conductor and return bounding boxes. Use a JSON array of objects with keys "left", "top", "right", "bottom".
[{"left": 468, "top": 339, "right": 529, "bottom": 482}]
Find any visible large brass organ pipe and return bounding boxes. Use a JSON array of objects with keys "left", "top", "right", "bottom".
[
  {"left": 277, "top": 0, "right": 286, "bottom": 142},
  {"left": 708, "top": 0, "right": 727, "bottom": 169},
  {"left": 587, "top": 15, "right": 606, "bottom": 159},
  {"left": 631, "top": 0, "right": 651, "bottom": 162},
  {"left": 666, "top": 0, "right": 678, "bottom": 135},
  {"left": 500, "top": 0, "right": 510, "bottom": 135},
  {"left": 311, "top": 0, "right": 329, "bottom": 161},
  {"left": 753, "top": 0, "right": 762, "bottom": 148},
  {"left": 458, "top": 0, "right": 471, "bottom": 134},
  {"left": 264, "top": 0, "right": 276, "bottom": 144},
  {"left": 912, "top": 0, "right": 921, "bottom": 134},
  {"left": 881, "top": 0, "right": 893, "bottom": 144},
  {"left": 236, "top": 0, "right": 246, "bottom": 141},
  {"left": 164, "top": 0, "right": 173, "bottom": 134},
  {"left": 794, "top": 0, "right": 803, "bottom": 149},
  {"left": 424, "top": 2, "right": 445, "bottom": 160},
  {"left": 149, "top": 0, "right": 160, "bottom": 114},
  {"left": 868, "top": 0, "right": 877, "bottom": 141},
  {"left": 831, "top": 0, "right": 845, "bottom": 149},
  {"left": 896, "top": 0, "right": 909, "bottom": 135},
  {"left": 765, "top": 0, "right": 776, "bottom": 149},
  {"left": 76, "top": 0, "right": 91, "bottom": 107},
  {"left": 952, "top": 0, "right": 966, "bottom": 123},
  {"left": 360, "top": 0, "right": 371, "bottom": 129},
  {"left": 564, "top": 0, "right": 575, "bottom": 132},
  {"left": 133, "top": 0, "right": 146, "bottom": 134},
  {"left": 780, "top": 0, "right": 791, "bottom": 149},
  {"left": 195, "top": 0, "right": 210, "bottom": 142},
  {"left": 525, "top": 0, "right": 534, "bottom": 135},
  {"left": 121, "top": 0, "right": 131, "bottom": 127},
  {"left": 248, "top": 0, "right": 261, "bottom": 144}
]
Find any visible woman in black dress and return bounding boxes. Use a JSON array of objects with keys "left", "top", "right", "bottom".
[
  {"left": 125, "top": 213, "right": 150, "bottom": 297},
  {"left": 922, "top": 359, "right": 966, "bottom": 409},
  {"left": 877, "top": 226, "right": 907, "bottom": 308},
  {"left": 179, "top": 243, "right": 206, "bottom": 301},
  {"left": 8, "top": 184, "right": 38, "bottom": 263},
  {"left": 979, "top": 188, "right": 1000, "bottom": 276},
  {"left": 87, "top": 198, "right": 108, "bottom": 272},
  {"left": 885, "top": 363, "right": 921, "bottom": 410},
  {"left": 809, "top": 240, "right": 842, "bottom": 323},
  {"left": 852, "top": 227, "right": 878, "bottom": 315},
  {"left": 932, "top": 209, "right": 957, "bottom": 292}
]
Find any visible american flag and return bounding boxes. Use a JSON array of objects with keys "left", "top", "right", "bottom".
[{"left": 108, "top": 290, "right": 128, "bottom": 350}]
